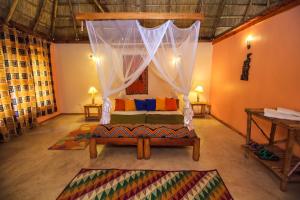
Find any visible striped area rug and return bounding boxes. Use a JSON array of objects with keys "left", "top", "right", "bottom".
[{"left": 57, "top": 169, "right": 233, "bottom": 200}]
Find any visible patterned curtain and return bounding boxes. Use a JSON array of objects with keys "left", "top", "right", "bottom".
[
  {"left": 0, "top": 26, "right": 56, "bottom": 141},
  {"left": 27, "top": 36, "right": 56, "bottom": 116},
  {"left": 0, "top": 42, "right": 16, "bottom": 141}
]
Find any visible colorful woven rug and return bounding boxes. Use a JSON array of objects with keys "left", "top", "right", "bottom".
[
  {"left": 57, "top": 169, "right": 233, "bottom": 200},
  {"left": 49, "top": 124, "right": 96, "bottom": 150}
]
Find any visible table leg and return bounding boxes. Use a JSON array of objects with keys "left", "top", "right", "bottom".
[
  {"left": 90, "top": 138, "right": 97, "bottom": 159},
  {"left": 280, "top": 130, "right": 295, "bottom": 191},
  {"left": 269, "top": 123, "right": 277, "bottom": 145},
  {"left": 98, "top": 107, "right": 100, "bottom": 119},
  {"left": 144, "top": 138, "right": 151, "bottom": 160},
  {"left": 193, "top": 138, "right": 200, "bottom": 161},
  {"left": 137, "top": 138, "right": 143, "bottom": 160},
  {"left": 200, "top": 105, "right": 205, "bottom": 118},
  {"left": 246, "top": 112, "right": 252, "bottom": 145},
  {"left": 87, "top": 107, "right": 90, "bottom": 118}
]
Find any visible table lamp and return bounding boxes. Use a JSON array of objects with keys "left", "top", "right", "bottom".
[
  {"left": 88, "top": 86, "right": 98, "bottom": 105},
  {"left": 195, "top": 85, "right": 204, "bottom": 102}
]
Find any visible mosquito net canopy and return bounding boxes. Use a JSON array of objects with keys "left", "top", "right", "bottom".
[{"left": 86, "top": 20, "right": 200, "bottom": 130}]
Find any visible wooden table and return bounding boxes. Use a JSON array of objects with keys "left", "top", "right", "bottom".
[
  {"left": 244, "top": 108, "right": 300, "bottom": 191},
  {"left": 84, "top": 104, "right": 102, "bottom": 121},
  {"left": 191, "top": 102, "right": 211, "bottom": 118}
]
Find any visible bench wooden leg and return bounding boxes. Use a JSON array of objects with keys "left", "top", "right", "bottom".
[
  {"left": 90, "top": 138, "right": 97, "bottom": 159},
  {"left": 193, "top": 138, "right": 200, "bottom": 161},
  {"left": 137, "top": 138, "right": 143, "bottom": 160},
  {"left": 144, "top": 138, "right": 151, "bottom": 160}
]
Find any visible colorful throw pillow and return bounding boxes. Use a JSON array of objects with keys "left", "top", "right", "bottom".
[
  {"left": 115, "top": 99, "right": 125, "bottom": 111},
  {"left": 145, "top": 99, "right": 156, "bottom": 111},
  {"left": 165, "top": 98, "right": 177, "bottom": 111},
  {"left": 156, "top": 98, "right": 166, "bottom": 111},
  {"left": 135, "top": 99, "right": 146, "bottom": 111},
  {"left": 125, "top": 99, "right": 136, "bottom": 111}
]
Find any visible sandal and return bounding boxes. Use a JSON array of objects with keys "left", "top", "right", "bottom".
[
  {"left": 247, "top": 141, "right": 264, "bottom": 152},
  {"left": 255, "top": 149, "right": 280, "bottom": 161}
]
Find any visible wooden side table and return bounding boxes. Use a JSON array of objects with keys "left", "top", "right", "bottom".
[
  {"left": 191, "top": 102, "right": 211, "bottom": 118},
  {"left": 84, "top": 104, "right": 102, "bottom": 121},
  {"left": 244, "top": 108, "right": 300, "bottom": 191}
]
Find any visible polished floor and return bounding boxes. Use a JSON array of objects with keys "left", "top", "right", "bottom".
[{"left": 0, "top": 115, "right": 299, "bottom": 200}]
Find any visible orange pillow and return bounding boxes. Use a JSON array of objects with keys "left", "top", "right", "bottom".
[
  {"left": 165, "top": 98, "right": 177, "bottom": 111},
  {"left": 125, "top": 99, "right": 136, "bottom": 111},
  {"left": 115, "top": 99, "right": 125, "bottom": 111},
  {"left": 156, "top": 98, "right": 165, "bottom": 111}
]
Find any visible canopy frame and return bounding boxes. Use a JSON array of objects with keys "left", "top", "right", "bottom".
[{"left": 76, "top": 12, "right": 204, "bottom": 21}]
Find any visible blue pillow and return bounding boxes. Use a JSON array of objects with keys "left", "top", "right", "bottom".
[
  {"left": 134, "top": 99, "right": 146, "bottom": 111},
  {"left": 145, "top": 99, "right": 156, "bottom": 111}
]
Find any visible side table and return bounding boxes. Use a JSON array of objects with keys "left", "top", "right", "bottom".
[
  {"left": 84, "top": 104, "right": 102, "bottom": 121},
  {"left": 191, "top": 102, "right": 211, "bottom": 118}
]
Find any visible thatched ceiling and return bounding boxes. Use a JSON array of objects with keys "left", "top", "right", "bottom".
[{"left": 0, "top": 0, "right": 283, "bottom": 42}]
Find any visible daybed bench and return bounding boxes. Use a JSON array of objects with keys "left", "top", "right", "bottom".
[
  {"left": 90, "top": 124, "right": 200, "bottom": 161},
  {"left": 110, "top": 110, "right": 184, "bottom": 124}
]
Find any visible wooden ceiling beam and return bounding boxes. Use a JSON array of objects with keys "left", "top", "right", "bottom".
[
  {"left": 75, "top": 12, "right": 204, "bottom": 20},
  {"left": 242, "top": 0, "right": 253, "bottom": 22},
  {"left": 211, "top": 0, "right": 226, "bottom": 38},
  {"left": 5, "top": 0, "right": 19, "bottom": 24},
  {"left": 195, "top": 0, "right": 203, "bottom": 13},
  {"left": 141, "top": 0, "right": 146, "bottom": 12},
  {"left": 3, "top": 20, "right": 49, "bottom": 41},
  {"left": 50, "top": 0, "right": 58, "bottom": 39},
  {"left": 213, "top": 0, "right": 300, "bottom": 44},
  {"left": 33, "top": 0, "right": 48, "bottom": 32},
  {"left": 92, "top": 0, "right": 105, "bottom": 12},
  {"left": 58, "top": 2, "right": 271, "bottom": 6},
  {"left": 123, "top": 0, "right": 127, "bottom": 12},
  {"left": 68, "top": 0, "right": 79, "bottom": 40}
]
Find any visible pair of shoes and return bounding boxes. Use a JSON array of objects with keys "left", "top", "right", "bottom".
[
  {"left": 255, "top": 148, "right": 280, "bottom": 161},
  {"left": 247, "top": 140, "right": 264, "bottom": 152}
]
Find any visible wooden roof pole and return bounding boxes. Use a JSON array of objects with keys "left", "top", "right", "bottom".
[
  {"left": 211, "top": 0, "right": 226, "bottom": 38},
  {"left": 33, "top": 0, "right": 48, "bottom": 32},
  {"left": 50, "top": 0, "right": 58, "bottom": 39},
  {"left": 123, "top": 0, "right": 127, "bottom": 12},
  {"left": 68, "top": 0, "right": 79, "bottom": 40},
  {"left": 5, "top": 0, "right": 19, "bottom": 24},
  {"left": 92, "top": 0, "right": 105, "bottom": 13},
  {"left": 76, "top": 12, "right": 204, "bottom": 20},
  {"left": 242, "top": 0, "right": 253, "bottom": 22}
]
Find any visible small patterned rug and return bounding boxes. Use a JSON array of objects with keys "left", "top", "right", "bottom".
[
  {"left": 57, "top": 169, "right": 233, "bottom": 200},
  {"left": 49, "top": 124, "right": 96, "bottom": 150}
]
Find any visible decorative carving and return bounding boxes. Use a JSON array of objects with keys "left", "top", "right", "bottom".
[{"left": 240, "top": 53, "right": 252, "bottom": 81}]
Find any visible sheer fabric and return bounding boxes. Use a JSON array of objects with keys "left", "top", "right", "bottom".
[
  {"left": 86, "top": 20, "right": 169, "bottom": 124},
  {"left": 139, "top": 21, "right": 200, "bottom": 130},
  {"left": 86, "top": 20, "right": 200, "bottom": 129}
]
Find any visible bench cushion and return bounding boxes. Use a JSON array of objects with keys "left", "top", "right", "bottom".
[{"left": 92, "top": 124, "right": 196, "bottom": 138}]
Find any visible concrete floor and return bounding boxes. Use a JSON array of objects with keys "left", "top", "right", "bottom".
[{"left": 0, "top": 115, "right": 299, "bottom": 200}]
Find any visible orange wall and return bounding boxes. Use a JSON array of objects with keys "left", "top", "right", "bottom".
[{"left": 210, "top": 6, "right": 300, "bottom": 143}]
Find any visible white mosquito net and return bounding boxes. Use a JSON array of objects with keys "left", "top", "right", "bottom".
[{"left": 86, "top": 20, "right": 200, "bottom": 129}]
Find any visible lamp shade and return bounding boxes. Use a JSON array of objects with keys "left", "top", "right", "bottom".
[
  {"left": 88, "top": 86, "right": 98, "bottom": 95},
  {"left": 195, "top": 85, "right": 204, "bottom": 93}
]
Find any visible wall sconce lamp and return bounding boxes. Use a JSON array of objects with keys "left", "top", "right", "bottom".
[
  {"left": 89, "top": 54, "right": 100, "bottom": 63},
  {"left": 172, "top": 56, "right": 181, "bottom": 65},
  {"left": 246, "top": 35, "right": 254, "bottom": 49}
]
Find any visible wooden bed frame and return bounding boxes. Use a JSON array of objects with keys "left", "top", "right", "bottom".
[{"left": 89, "top": 136, "right": 200, "bottom": 161}]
